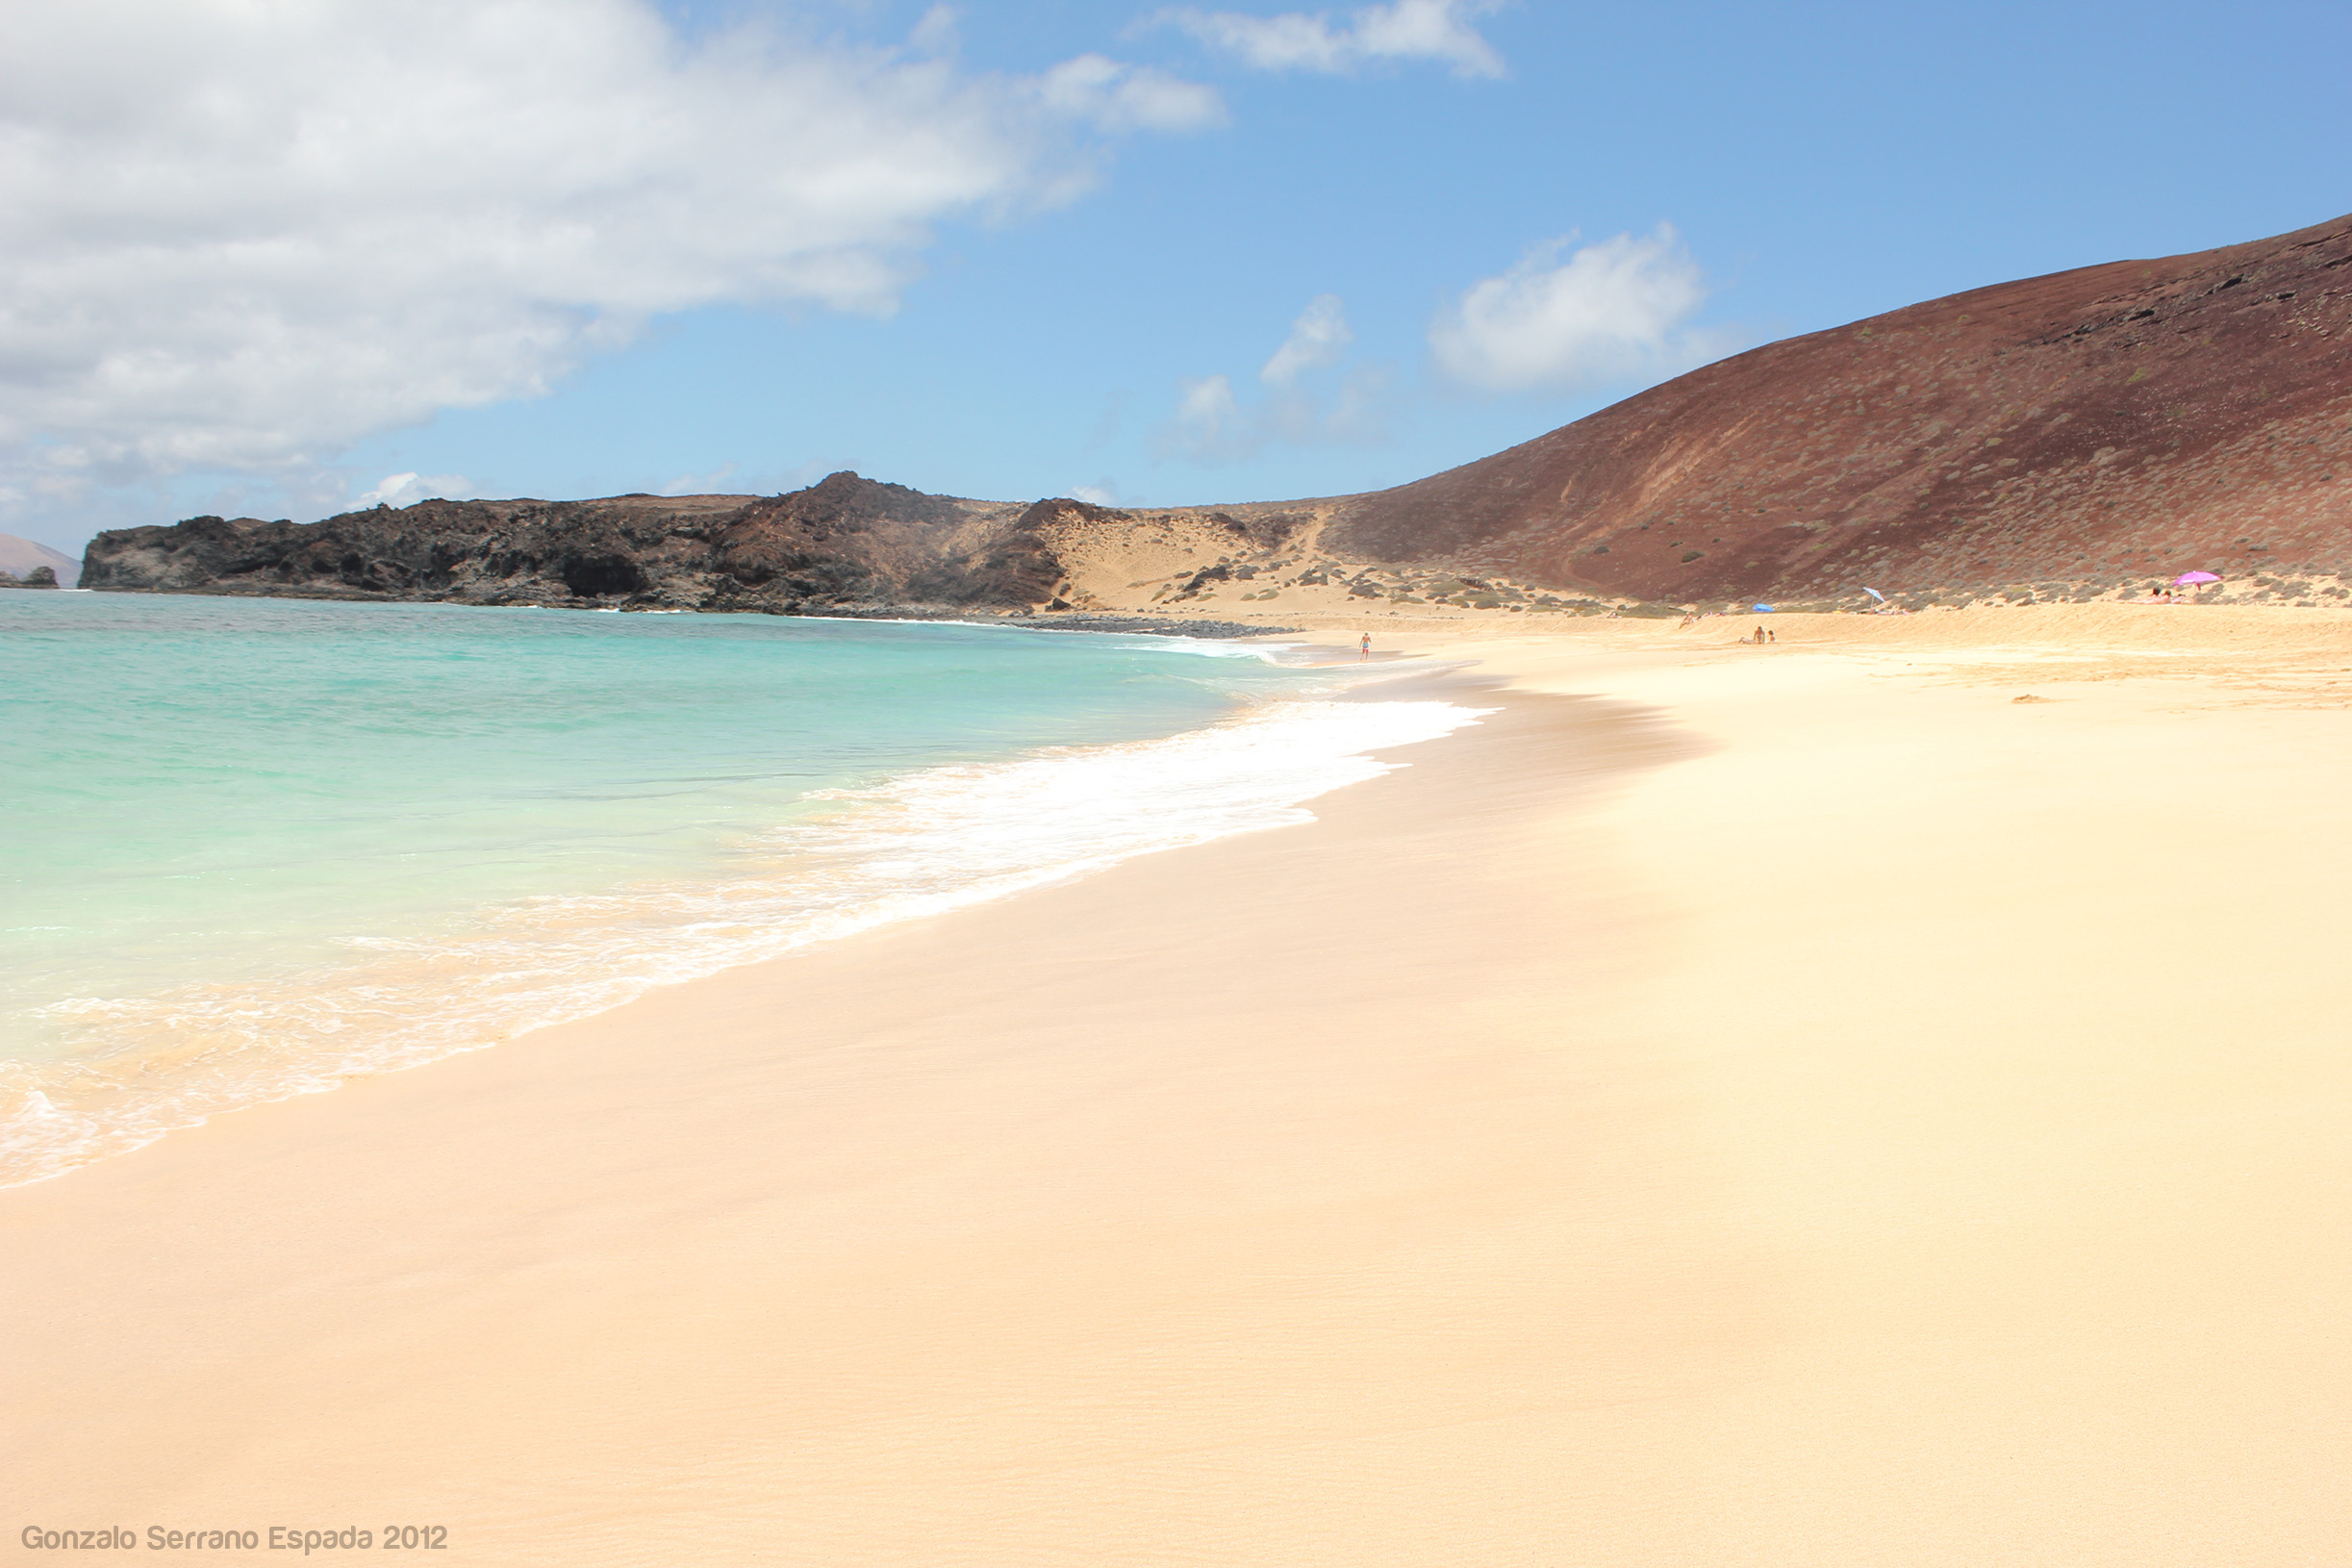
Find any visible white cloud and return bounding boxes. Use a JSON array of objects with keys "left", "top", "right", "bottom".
[
  {"left": 0, "top": 0, "right": 1221, "bottom": 528},
  {"left": 1036, "top": 54, "right": 1228, "bottom": 133},
  {"left": 1165, "top": 373, "right": 1253, "bottom": 461},
  {"left": 1292, "top": 363, "right": 1391, "bottom": 443},
  {"left": 1155, "top": 0, "right": 1505, "bottom": 79},
  {"left": 1159, "top": 295, "right": 1389, "bottom": 464},
  {"left": 1260, "top": 293, "right": 1353, "bottom": 385},
  {"left": 909, "top": 5, "right": 961, "bottom": 55},
  {"left": 1428, "top": 226, "right": 1733, "bottom": 393},
  {"left": 358, "top": 472, "right": 476, "bottom": 508},
  {"left": 1067, "top": 482, "right": 1121, "bottom": 505}
]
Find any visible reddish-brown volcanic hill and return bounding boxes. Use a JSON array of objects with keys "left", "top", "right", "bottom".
[{"left": 1328, "top": 214, "right": 2352, "bottom": 601}]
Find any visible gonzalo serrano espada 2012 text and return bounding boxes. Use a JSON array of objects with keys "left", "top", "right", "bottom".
[{"left": 18, "top": 1524, "right": 448, "bottom": 1552}]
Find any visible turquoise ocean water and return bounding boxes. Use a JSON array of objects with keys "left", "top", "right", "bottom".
[{"left": 2, "top": 593, "right": 1479, "bottom": 1185}]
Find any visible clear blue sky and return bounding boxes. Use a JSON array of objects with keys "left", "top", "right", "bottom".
[{"left": 7, "top": 0, "right": 2346, "bottom": 556}]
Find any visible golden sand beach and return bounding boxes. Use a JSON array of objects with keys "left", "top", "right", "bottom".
[{"left": 6, "top": 603, "right": 2350, "bottom": 1564}]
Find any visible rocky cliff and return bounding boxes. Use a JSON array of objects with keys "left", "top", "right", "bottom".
[
  {"left": 82, "top": 471, "right": 1320, "bottom": 617},
  {"left": 83, "top": 474, "right": 1065, "bottom": 612},
  {"left": 1325, "top": 212, "right": 2352, "bottom": 601}
]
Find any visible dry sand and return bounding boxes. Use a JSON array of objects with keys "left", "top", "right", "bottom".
[{"left": 6, "top": 604, "right": 2349, "bottom": 1564}]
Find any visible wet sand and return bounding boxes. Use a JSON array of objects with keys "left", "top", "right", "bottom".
[{"left": 6, "top": 607, "right": 2349, "bottom": 1564}]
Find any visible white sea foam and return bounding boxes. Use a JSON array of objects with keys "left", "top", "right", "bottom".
[{"left": 0, "top": 696, "right": 1486, "bottom": 1187}]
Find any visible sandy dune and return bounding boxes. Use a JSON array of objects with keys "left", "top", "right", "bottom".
[{"left": 5, "top": 605, "right": 2348, "bottom": 1564}]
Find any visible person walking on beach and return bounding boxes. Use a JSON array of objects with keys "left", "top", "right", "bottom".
[{"left": 1360, "top": 632, "right": 1371, "bottom": 660}]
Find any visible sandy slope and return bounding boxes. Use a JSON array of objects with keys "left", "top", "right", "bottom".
[{"left": 4, "top": 606, "right": 2348, "bottom": 1565}]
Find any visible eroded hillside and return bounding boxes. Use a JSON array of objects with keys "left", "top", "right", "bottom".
[{"left": 1325, "top": 213, "right": 2352, "bottom": 602}]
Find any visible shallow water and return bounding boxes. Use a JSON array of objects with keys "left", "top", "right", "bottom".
[{"left": 2, "top": 594, "right": 1479, "bottom": 1183}]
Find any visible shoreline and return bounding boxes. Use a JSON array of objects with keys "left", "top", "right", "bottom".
[
  {"left": 6, "top": 607, "right": 2350, "bottom": 1562},
  {"left": 1, "top": 621, "right": 1465, "bottom": 1190},
  {"left": 50, "top": 584, "right": 1304, "bottom": 641}
]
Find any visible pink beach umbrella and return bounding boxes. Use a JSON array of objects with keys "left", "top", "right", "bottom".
[{"left": 2174, "top": 570, "right": 2221, "bottom": 586}]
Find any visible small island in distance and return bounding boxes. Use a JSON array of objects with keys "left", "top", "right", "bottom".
[{"left": 0, "top": 530, "right": 75, "bottom": 588}]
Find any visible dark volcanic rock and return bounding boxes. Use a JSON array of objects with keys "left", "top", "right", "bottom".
[
  {"left": 1326, "top": 213, "right": 2352, "bottom": 599},
  {"left": 81, "top": 474, "right": 1054, "bottom": 614},
  {"left": 0, "top": 566, "right": 60, "bottom": 589}
]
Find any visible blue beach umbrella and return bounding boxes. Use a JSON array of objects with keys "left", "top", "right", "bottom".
[{"left": 1862, "top": 587, "right": 1884, "bottom": 602}]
